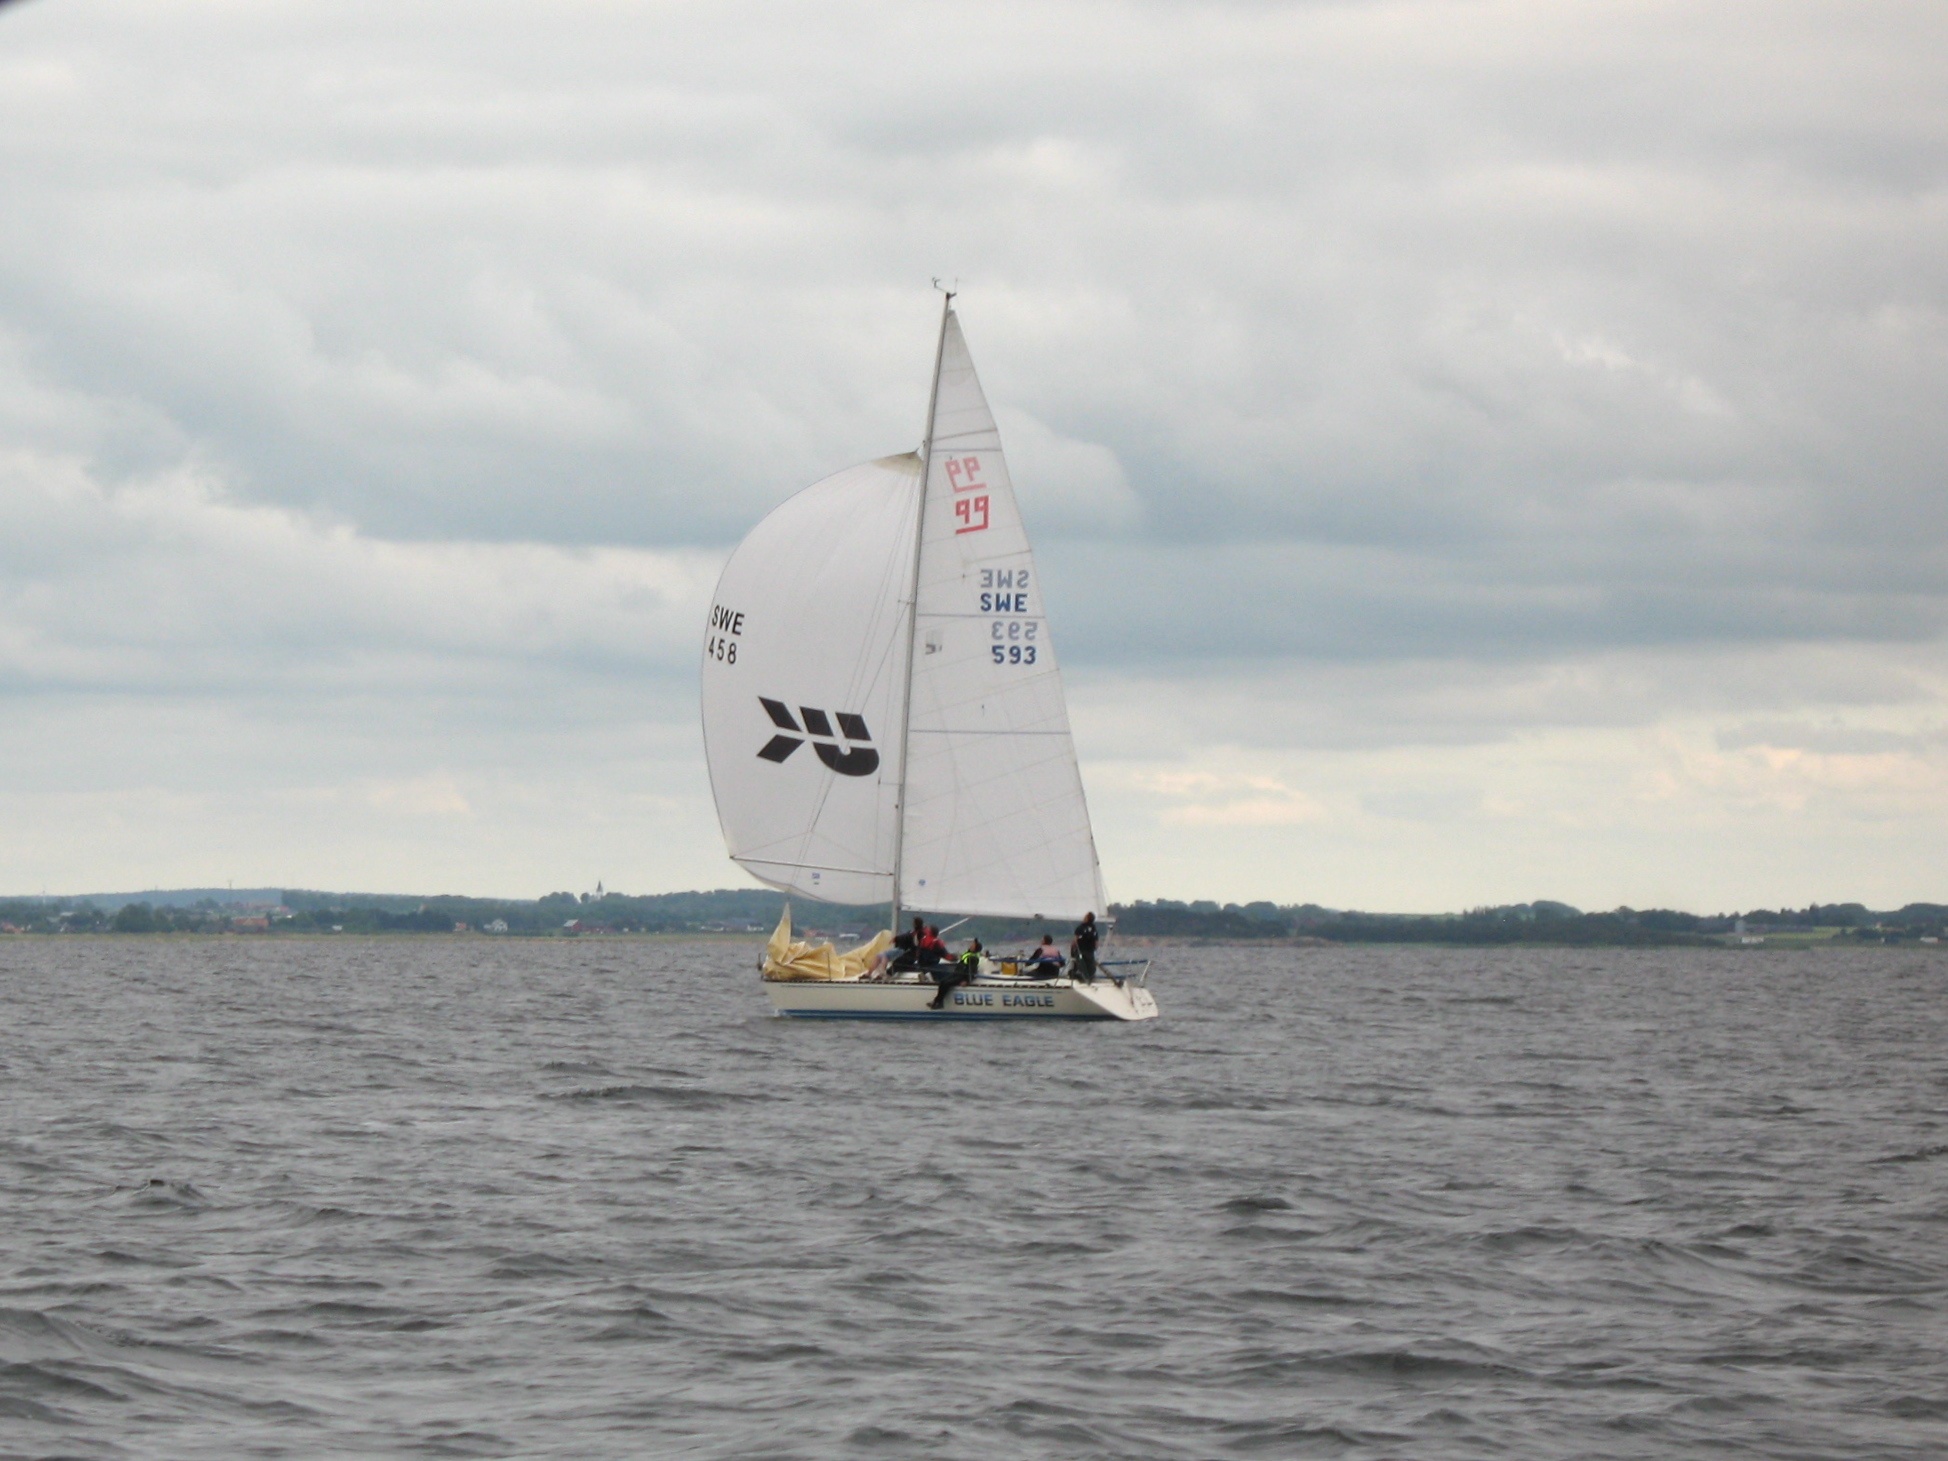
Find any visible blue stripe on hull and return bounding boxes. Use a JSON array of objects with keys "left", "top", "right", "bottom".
[{"left": 774, "top": 1009, "right": 1114, "bottom": 1021}]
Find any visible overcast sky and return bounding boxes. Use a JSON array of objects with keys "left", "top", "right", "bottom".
[{"left": 3, "top": 0, "right": 1944, "bottom": 910}]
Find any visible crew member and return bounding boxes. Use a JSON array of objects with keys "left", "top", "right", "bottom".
[
  {"left": 870, "top": 928, "right": 911, "bottom": 979},
  {"left": 888, "top": 916, "right": 930, "bottom": 973},
  {"left": 927, "top": 938, "right": 983, "bottom": 1010},
  {"left": 1071, "top": 911, "right": 1100, "bottom": 984},
  {"left": 1025, "top": 934, "right": 1065, "bottom": 973}
]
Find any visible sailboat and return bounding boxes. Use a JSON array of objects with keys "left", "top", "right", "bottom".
[{"left": 700, "top": 291, "right": 1158, "bottom": 1021}]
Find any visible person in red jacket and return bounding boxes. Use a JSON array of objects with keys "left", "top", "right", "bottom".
[{"left": 883, "top": 916, "right": 931, "bottom": 975}]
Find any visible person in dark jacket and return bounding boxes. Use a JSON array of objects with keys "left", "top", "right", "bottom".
[
  {"left": 1071, "top": 912, "right": 1100, "bottom": 983},
  {"left": 872, "top": 930, "right": 911, "bottom": 979},
  {"left": 927, "top": 938, "right": 982, "bottom": 1010},
  {"left": 883, "top": 916, "right": 929, "bottom": 975}
]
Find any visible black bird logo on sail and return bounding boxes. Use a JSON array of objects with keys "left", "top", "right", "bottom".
[{"left": 756, "top": 698, "right": 879, "bottom": 777}]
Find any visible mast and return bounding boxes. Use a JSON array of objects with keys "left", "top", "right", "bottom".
[{"left": 889, "top": 286, "right": 955, "bottom": 934}]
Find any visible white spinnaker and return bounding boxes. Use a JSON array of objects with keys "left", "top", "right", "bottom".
[
  {"left": 701, "top": 454, "right": 918, "bottom": 904},
  {"left": 898, "top": 311, "right": 1108, "bottom": 921}
]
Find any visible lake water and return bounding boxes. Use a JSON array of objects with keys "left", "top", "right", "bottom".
[{"left": 2, "top": 938, "right": 1944, "bottom": 1458}]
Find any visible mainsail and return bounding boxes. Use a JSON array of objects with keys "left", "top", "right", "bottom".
[
  {"left": 701, "top": 302, "right": 1106, "bottom": 922},
  {"left": 897, "top": 312, "right": 1107, "bottom": 919}
]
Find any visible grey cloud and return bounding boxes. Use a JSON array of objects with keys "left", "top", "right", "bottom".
[
  {"left": 1069, "top": 642, "right": 1944, "bottom": 759},
  {"left": 1713, "top": 719, "right": 1948, "bottom": 756},
  {"left": 4, "top": 0, "right": 1944, "bottom": 685},
  {"left": 3, "top": 0, "right": 1947, "bottom": 908},
  {"left": 0, "top": 452, "right": 718, "bottom": 695},
  {"left": 5, "top": 1, "right": 1943, "bottom": 584},
  {"left": 1045, "top": 539, "right": 1948, "bottom": 669}
]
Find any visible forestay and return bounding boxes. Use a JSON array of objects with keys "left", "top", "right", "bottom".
[
  {"left": 898, "top": 311, "right": 1107, "bottom": 921},
  {"left": 700, "top": 455, "right": 918, "bottom": 904}
]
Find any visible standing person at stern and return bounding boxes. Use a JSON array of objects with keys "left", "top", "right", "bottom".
[{"left": 1071, "top": 912, "right": 1100, "bottom": 984}]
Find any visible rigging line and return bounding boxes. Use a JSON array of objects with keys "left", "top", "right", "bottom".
[
  {"left": 890, "top": 288, "right": 955, "bottom": 935},
  {"left": 739, "top": 857, "right": 892, "bottom": 877}
]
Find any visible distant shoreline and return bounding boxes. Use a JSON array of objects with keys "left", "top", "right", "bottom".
[
  {"left": 2, "top": 887, "right": 1942, "bottom": 948},
  {"left": 6, "top": 931, "right": 1942, "bottom": 953}
]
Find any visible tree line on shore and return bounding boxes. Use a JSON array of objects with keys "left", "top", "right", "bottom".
[
  {"left": 1112, "top": 899, "right": 1947, "bottom": 945},
  {"left": 2, "top": 889, "right": 1944, "bottom": 945}
]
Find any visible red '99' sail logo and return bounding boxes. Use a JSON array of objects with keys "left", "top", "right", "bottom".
[{"left": 946, "top": 455, "right": 989, "bottom": 534}]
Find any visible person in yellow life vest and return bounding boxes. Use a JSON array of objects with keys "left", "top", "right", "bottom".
[{"left": 926, "top": 938, "right": 983, "bottom": 1010}]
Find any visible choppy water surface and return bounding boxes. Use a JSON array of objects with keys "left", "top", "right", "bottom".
[{"left": 2, "top": 939, "right": 1945, "bottom": 1459}]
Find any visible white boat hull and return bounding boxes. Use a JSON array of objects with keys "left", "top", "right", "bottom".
[{"left": 764, "top": 973, "right": 1158, "bottom": 1021}]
